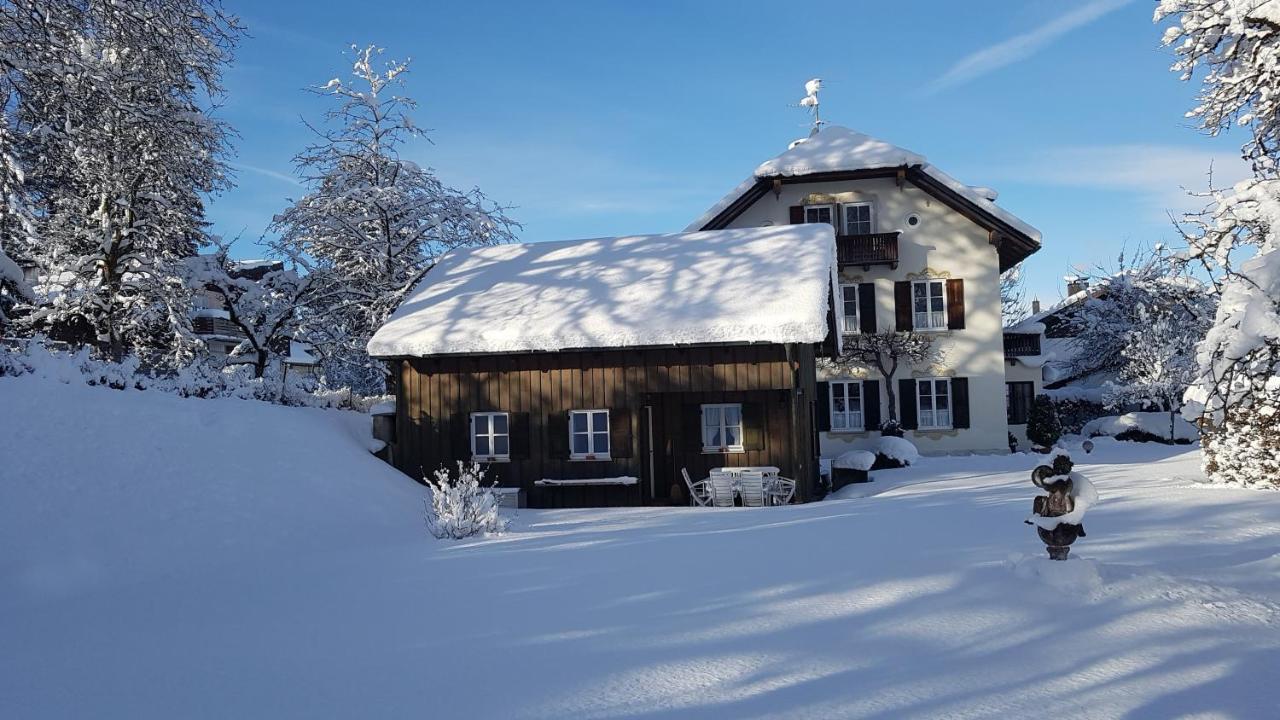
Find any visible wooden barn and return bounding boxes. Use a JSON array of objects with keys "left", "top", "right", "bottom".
[{"left": 367, "top": 225, "right": 841, "bottom": 508}]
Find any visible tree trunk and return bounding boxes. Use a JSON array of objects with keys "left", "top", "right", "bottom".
[
  {"left": 254, "top": 348, "right": 268, "bottom": 378},
  {"left": 1170, "top": 408, "right": 1176, "bottom": 442}
]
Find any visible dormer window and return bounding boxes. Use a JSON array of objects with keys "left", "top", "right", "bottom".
[
  {"left": 843, "top": 202, "right": 873, "bottom": 235},
  {"left": 804, "top": 204, "right": 834, "bottom": 225}
]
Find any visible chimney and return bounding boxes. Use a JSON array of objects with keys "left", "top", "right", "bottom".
[
  {"left": 1031, "top": 297, "right": 1041, "bottom": 314},
  {"left": 1066, "top": 277, "right": 1089, "bottom": 296}
]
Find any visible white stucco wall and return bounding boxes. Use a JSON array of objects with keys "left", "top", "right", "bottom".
[
  {"left": 722, "top": 177, "right": 1023, "bottom": 456},
  {"left": 1003, "top": 359, "right": 1043, "bottom": 450}
]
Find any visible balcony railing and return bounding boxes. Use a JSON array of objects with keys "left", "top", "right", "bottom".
[
  {"left": 837, "top": 232, "right": 899, "bottom": 269},
  {"left": 1003, "top": 332, "right": 1041, "bottom": 357},
  {"left": 192, "top": 316, "right": 246, "bottom": 339}
]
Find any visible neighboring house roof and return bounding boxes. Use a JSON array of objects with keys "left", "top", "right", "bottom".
[
  {"left": 685, "top": 126, "right": 1041, "bottom": 271},
  {"left": 367, "top": 225, "right": 839, "bottom": 358}
]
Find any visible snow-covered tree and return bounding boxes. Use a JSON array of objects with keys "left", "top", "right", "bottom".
[
  {"left": 833, "top": 331, "right": 940, "bottom": 428},
  {"left": 1104, "top": 308, "right": 1202, "bottom": 440},
  {"left": 1000, "top": 263, "right": 1029, "bottom": 325},
  {"left": 269, "top": 46, "right": 518, "bottom": 395},
  {"left": 186, "top": 249, "right": 314, "bottom": 379},
  {"left": 2, "top": 0, "right": 242, "bottom": 360},
  {"left": 1061, "top": 247, "right": 1215, "bottom": 383},
  {"left": 1158, "top": 0, "right": 1280, "bottom": 485}
]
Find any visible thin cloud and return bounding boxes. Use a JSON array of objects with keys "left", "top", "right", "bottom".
[
  {"left": 230, "top": 162, "right": 303, "bottom": 187},
  {"left": 925, "top": 0, "right": 1133, "bottom": 94},
  {"left": 994, "top": 144, "right": 1250, "bottom": 219}
]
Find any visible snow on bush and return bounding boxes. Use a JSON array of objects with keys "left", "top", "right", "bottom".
[
  {"left": 1158, "top": 2, "right": 1280, "bottom": 485},
  {"left": 833, "top": 450, "right": 876, "bottom": 472},
  {"left": 1082, "top": 413, "right": 1198, "bottom": 444},
  {"left": 424, "top": 462, "right": 509, "bottom": 540},
  {"left": 0, "top": 339, "right": 368, "bottom": 410},
  {"left": 876, "top": 436, "right": 919, "bottom": 467}
]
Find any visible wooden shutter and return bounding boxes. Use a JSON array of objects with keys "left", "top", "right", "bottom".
[
  {"left": 742, "top": 402, "right": 765, "bottom": 451},
  {"left": 681, "top": 404, "right": 704, "bottom": 451},
  {"left": 894, "top": 281, "right": 913, "bottom": 331},
  {"left": 858, "top": 283, "right": 877, "bottom": 333},
  {"left": 789, "top": 206, "right": 805, "bottom": 224},
  {"left": 951, "top": 378, "right": 970, "bottom": 429},
  {"left": 509, "top": 412, "right": 531, "bottom": 458},
  {"left": 608, "top": 408, "right": 633, "bottom": 458},
  {"left": 452, "top": 413, "right": 472, "bottom": 459},
  {"left": 898, "top": 379, "right": 918, "bottom": 430},
  {"left": 946, "top": 279, "right": 965, "bottom": 330},
  {"left": 547, "top": 411, "right": 569, "bottom": 457},
  {"left": 815, "top": 382, "right": 831, "bottom": 432},
  {"left": 862, "top": 380, "right": 881, "bottom": 432}
]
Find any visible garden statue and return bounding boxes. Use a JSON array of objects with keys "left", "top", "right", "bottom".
[{"left": 1025, "top": 449, "right": 1099, "bottom": 560}]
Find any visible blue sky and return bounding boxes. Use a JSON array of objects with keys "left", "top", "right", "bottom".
[{"left": 209, "top": 0, "right": 1246, "bottom": 305}]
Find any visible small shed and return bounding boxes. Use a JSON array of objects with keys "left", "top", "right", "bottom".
[{"left": 367, "top": 225, "right": 840, "bottom": 507}]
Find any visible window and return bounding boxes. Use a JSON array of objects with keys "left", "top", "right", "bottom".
[
  {"left": 840, "top": 284, "right": 860, "bottom": 333},
  {"left": 1006, "top": 382, "right": 1034, "bottom": 425},
  {"left": 569, "top": 409, "right": 610, "bottom": 459},
  {"left": 917, "top": 378, "right": 952, "bottom": 429},
  {"left": 804, "top": 204, "right": 834, "bottom": 225},
  {"left": 912, "top": 280, "right": 947, "bottom": 330},
  {"left": 843, "top": 202, "right": 873, "bottom": 235},
  {"left": 830, "top": 382, "right": 864, "bottom": 431},
  {"left": 471, "top": 412, "right": 510, "bottom": 460},
  {"left": 906, "top": 213, "right": 921, "bottom": 227},
  {"left": 701, "top": 403, "right": 744, "bottom": 452}
]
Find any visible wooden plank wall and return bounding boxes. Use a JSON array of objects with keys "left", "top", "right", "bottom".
[{"left": 391, "top": 344, "right": 818, "bottom": 507}]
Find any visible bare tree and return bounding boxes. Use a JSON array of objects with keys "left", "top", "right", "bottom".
[
  {"left": 269, "top": 45, "right": 518, "bottom": 394},
  {"left": 1000, "top": 264, "right": 1028, "bottom": 324},
  {"left": 832, "top": 331, "right": 940, "bottom": 426}
]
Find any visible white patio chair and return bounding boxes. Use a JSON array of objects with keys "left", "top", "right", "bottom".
[
  {"left": 681, "top": 467, "right": 713, "bottom": 507},
  {"left": 709, "top": 471, "right": 736, "bottom": 508},
  {"left": 738, "top": 470, "right": 766, "bottom": 508},
  {"left": 767, "top": 476, "right": 797, "bottom": 506}
]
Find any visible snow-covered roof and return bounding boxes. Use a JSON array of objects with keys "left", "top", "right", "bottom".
[
  {"left": 684, "top": 126, "right": 1042, "bottom": 244},
  {"left": 367, "top": 226, "right": 839, "bottom": 358}
]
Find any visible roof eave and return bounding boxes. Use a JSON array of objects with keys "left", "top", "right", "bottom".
[{"left": 697, "top": 166, "right": 1042, "bottom": 272}]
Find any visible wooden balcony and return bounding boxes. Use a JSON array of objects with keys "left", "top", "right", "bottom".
[
  {"left": 1003, "top": 332, "right": 1041, "bottom": 357},
  {"left": 837, "top": 232, "right": 899, "bottom": 269},
  {"left": 192, "top": 315, "right": 246, "bottom": 339}
]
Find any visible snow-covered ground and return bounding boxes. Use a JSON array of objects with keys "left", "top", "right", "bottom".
[{"left": 3, "top": 378, "right": 1279, "bottom": 719}]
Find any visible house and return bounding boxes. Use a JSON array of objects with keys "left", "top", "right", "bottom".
[
  {"left": 686, "top": 126, "right": 1043, "bottom": 455},
  {"left": 192, "top": 258, "right": 318, "bottom": 375},
  {"left": 369, "top": 126, "right": 1048, "bottom": 505},
  {"left": 366, "top": 225, "right": 839, "bottom": 507}
]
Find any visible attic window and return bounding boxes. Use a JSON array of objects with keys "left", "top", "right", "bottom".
[{"left": 804, "top": 204, "right": 834, "bottom": 225}]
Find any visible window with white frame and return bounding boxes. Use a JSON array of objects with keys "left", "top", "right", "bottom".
[
  {"left": 701, "top": 403, "right": 744, "bottom": 452},
  {"left": 917, "top": 378, "right": 952, "bottom": 429},
  {"left": 804, "top": 204, "right": 834, "bottom": 225},
  {"left": 912, "top": 279, "right": 947, "bottom": 330},
  {"left": 569, "top": 409, "right": 610, "bottom": 459},
  {"left": 840, "top": 284, "right": 860, "bottom": 333},
  {"left": 830, "top": 381, "right": 864, "bottom": 431},
  {"left": 843, "top": 202, "right": 873, "bottom": 235},
  {"left": 471, "top": 412, "right": 510, "bottom": 460}
]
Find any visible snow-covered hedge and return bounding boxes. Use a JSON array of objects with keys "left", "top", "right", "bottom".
[
  {"left": 0, "top": 339, "right": 369, "bottom": 410},
  {"left": 424, "top": 462, "right": 509, "bottom": 539},
  {"left": 833, "top": 450, "right": 876, "bottom": 472},
  {"left": 874, "top": 436, "right": 919, "bottom": 469},
  {"left": 1081, "top": 412, "right": 1197, "bottom": 444}
]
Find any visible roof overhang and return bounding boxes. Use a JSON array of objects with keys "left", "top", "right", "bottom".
[{"left": 696, "top": 166, "right": 1040, "bottom": 273}]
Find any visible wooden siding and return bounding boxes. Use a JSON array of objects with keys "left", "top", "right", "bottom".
[{"left": 391, "top": 344, "right": 819, "bottom": 508}]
